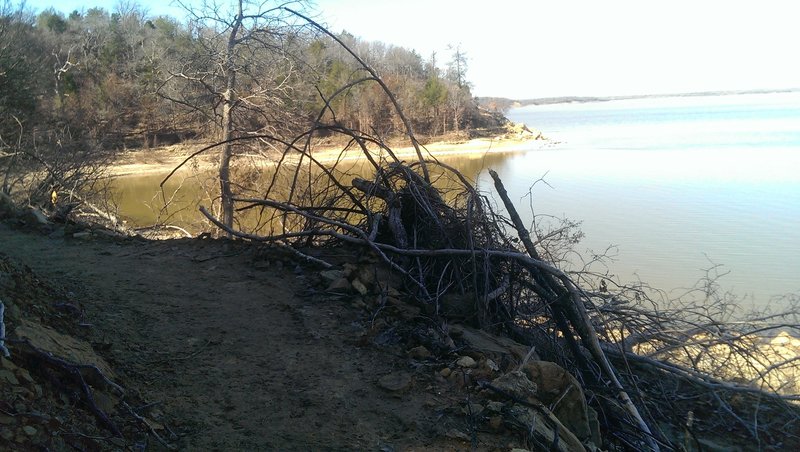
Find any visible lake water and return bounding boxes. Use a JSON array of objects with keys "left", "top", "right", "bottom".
[
  {"left": 113, "top": 92, "right": 800, "bottom": 306},
  {"left": 501, "top": 92, "right": 800, "bottom": 305}
]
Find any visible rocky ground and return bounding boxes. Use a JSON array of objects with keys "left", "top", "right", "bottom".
[{"left": 0, "top": 217, "right": 603, "bottom": 451}]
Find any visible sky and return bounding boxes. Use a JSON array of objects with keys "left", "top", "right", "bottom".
[{"left": 22, "top": 0, "right": 800, "bottom": 99}]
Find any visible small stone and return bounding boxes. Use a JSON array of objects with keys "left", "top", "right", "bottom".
[
  {"left": 456, "top": 356, "right": 477, "bottom": 368},
  {"left": 439, "top": 367, "right": 452, "bottom": 378},
  {"left": 326, "top": 277, "right": 351, "bottom": 292},
  {"left": 484, "top": 359, "right": 500, "bottom": 371},
  {"left": 378, "top": 373, "right": 413, "bottom": 393},
  {"left": 319, "top": 269, "right": 344, "bottom": 283},
  {"left": 485, "top": 402, "right": 503, "bottom": 413},
  {"left": 490, "top": 371, "right": 537, "bottom": 402},
  {"left": 22, "top": 425, "right": 37, "bottom": 436},
  {"left": 351, "top": 278, "right": 369, "bottom": 296},
  {"left": 72, "top": 231, "right": 92, "bottom": 239},
  {"left": 408, "top": 346, "right": 431, "bottom": 360}
]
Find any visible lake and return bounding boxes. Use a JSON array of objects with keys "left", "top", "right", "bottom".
[
  {"left": 113, "top": 92, "right": 800, "bottom": 306},
  {"left": 502, "top": 92, "right": 800, "bottom": 305}
]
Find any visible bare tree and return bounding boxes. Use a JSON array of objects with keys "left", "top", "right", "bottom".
[{"left": 165, "top": 0, "right": 308, "bottom": 231}]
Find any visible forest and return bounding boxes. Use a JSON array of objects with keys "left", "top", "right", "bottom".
[{"left": 1, "top": 1, "right": 479, "bottom": 175}]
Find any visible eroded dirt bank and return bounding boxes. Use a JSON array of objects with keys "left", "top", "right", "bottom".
[{"left": 0, "top": 223, "right": 532, "bottom": 450}]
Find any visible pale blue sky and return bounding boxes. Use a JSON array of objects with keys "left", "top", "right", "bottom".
[{"left": 23, "top": 0, "right": 800, "bottom": 98}]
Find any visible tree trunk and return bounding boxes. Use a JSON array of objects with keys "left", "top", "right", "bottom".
[{"left": 219, "top": 1, "right": 243, "bottom": 234}]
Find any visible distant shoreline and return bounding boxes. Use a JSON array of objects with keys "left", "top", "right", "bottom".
[{"left": 478, "top": 87, "right": 800, "bottom": 110}]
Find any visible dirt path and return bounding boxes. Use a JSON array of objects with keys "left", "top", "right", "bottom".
[{"left": 0, "top": 224, "right": 483, "bottom": 450}]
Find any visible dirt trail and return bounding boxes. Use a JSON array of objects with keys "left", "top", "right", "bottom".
[{"left": 0, "top": 224, "right": 481, "bottom": 450}]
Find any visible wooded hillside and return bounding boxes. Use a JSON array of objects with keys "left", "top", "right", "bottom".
[{"left": 0, "top": 2, "right": 481, "bottom": 156}]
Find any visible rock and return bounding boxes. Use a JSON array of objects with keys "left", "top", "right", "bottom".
[
  {"left": 14, "top": 320, "right": 116, "bottom": 378},
  {"left": 319, "top": 269, "right": 344, "bottom": 283},
  {"left": 3, "top": 299, "right": 21, "bottom": 322},
  {"left": 522, "top": 361, "right": 592, "bottom": 442},
  {"left": 448, "top": 324, "right": 534, "bottom": 364},
  {"left": 485, "top": 401, "right": 504, "bottom": 412},
  {"left": 408, "top": 345, "right": 431, "bottom": 360},
  {"left": 326, "top": 277, "right": 351, "bottom": 292},
  {"left": 377, "top": 373, "right": 413, "bottom": 393},
  {"left": 462, "top": 402, "right": 483, "bottom": 415},
  {"left": 587, "top": 406, "right": 602, "bottom": 447},
  {"left": 22, "top": 425, "right": 37, "bottom": 436},
  {"left": 439, "top": 367, "right": 452, "bottom": 378},
  {"left": 72, "top": 231, "right": 92, "bottom": 239},
  {"left": 490, "top": 370, "right": 536, "bottom": 403},
  {"left": 351, "top": 278, "right": 369, "bottom": 296},
  {"left": 488, "top": 415, "right": 503, "bottom": 431},
  {"left": 507, "top": 405, "right": 586, "bottom": 452},
  {"left": 456, "top": 356, "right": 477, "bottom": 368},
  {"left": 341, "top": 263, "right": 358, "bottom": 278},
  {"left": 0, "top": 369, "right": 19, "bottom": 385},
  {"left": 355, "top": 265, "right": 376, "bottom": 286},
  {"left": 16, "top": 368, "right": 35, "bottom": 384}
]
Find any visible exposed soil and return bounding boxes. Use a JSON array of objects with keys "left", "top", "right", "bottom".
[{"left": 0, "top": 222, "right": 525, "bottom": 451}]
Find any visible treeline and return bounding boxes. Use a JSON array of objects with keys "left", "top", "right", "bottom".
[{"left": 0, "top": 1, "right": 484, "bottom": 157}]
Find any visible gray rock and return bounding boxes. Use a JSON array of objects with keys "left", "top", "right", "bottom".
[
  {"left": 408, "top": 345, "right": 431, "bottom": 360},
  {"left": 326, "top": 277, "right": 351, "bottom": 292},
  {"left": 490, "top": 370, "right": 536, "bottom": 402},
  {"left": 319, "top": 269, "right": 344, "bottom": 283},
  {"left": 351, "top": 278, "right": 369, "bottom": 296},
  {"left": 456, "top": 355, "right": 477, "bottom": 368},
  {"left": 377, "top": 372, "right": 412, "bottom": 393}
]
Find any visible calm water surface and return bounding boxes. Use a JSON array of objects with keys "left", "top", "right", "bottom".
[
  {"left": 502, "top": 92, "right": 800, "bottom": 304},
  {"left": 114, "top": 92, "right": 800, "bottom": 305}
]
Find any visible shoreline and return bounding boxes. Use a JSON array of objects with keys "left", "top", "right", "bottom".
[{"left": 108, "top": 135, "right": 546, "bottom": 177}]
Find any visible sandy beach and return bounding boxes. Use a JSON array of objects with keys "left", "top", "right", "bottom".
[{"left": 108, "top": 134, "right": 547, "bottom": 177}]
